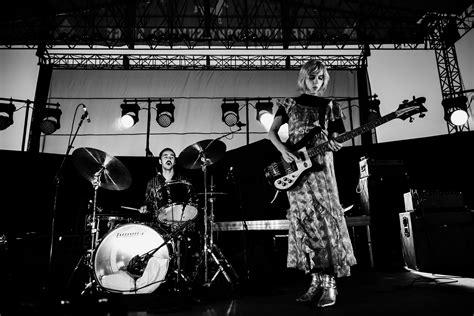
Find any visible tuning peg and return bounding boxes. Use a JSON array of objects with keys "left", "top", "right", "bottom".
[
  {"left": 419, "top": 113, "right": 425, "bottom": 118},
  {"left": 409, "top": 117, "right": 414, "bottom": 123}
]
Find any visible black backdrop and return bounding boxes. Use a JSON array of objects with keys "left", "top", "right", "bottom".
[{"left": 1, "top": 131, "right": 473, "bottom": 296}]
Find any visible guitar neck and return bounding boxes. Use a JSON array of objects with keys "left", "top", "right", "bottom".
[{"left": 307, "top": 111, "right": 397, "bottom": 157}]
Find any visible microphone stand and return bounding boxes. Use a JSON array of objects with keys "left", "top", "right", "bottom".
[
  {"left": 126, "top": 220, "right": 193, "bottom": 280},
  {"left": 47, "top": 111, "right": 88, "bottom": 295}
]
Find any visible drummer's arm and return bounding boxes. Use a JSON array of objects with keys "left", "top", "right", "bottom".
[{"left": 139, "top": 182, "right": 153, "bottom": 213}]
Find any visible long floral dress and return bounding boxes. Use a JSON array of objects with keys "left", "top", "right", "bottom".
[{"left": 277, "top": 94, "right": 357, "bottom": 278}]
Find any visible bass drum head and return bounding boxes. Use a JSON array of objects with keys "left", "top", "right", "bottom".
[{"left": 93, "top": 223, "right": 171, "bottom": 294}]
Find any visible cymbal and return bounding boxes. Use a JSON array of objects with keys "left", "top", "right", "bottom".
[
  {"left": 72, "top": 147, "right": 132, "bottom": 191},
  {"left": 178, "top": 139, "right": 226, "bottom": 170}
]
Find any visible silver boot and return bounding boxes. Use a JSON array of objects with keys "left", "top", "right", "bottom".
[
  {"left": 296, "top": 273, "right": 323, "bottom": 302},
  {"left": 317, "top": 274, "right": 337, "bottom": 307}
]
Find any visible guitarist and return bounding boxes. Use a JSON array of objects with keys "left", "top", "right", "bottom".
[{"left": 268, "top": 59, "right": 357, "bottom": 308}]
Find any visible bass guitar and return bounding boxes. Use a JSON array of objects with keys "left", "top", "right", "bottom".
[{"left": 264, "top": 97, "right": 427, "bottom": 191}]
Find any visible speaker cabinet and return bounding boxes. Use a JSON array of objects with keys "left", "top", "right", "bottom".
[{"left": 399, "top": 211, "right": 474, "bottom": 276}]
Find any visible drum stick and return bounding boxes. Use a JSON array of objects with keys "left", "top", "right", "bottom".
[{"left": 121, "top": 205, "right": 140, "bottom": 211}]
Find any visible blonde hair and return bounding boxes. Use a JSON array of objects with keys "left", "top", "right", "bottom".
[{"left": 297, "top": 59, "right": 330, "bottom": 95}]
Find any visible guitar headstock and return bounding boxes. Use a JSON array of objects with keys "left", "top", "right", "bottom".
[{"left": 396, "top": 96, "right": 428, "bottom": 121}]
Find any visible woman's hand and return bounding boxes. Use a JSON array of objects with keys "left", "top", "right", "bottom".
[
  {"left": 138, "top": 205, "right": 147, "bottom": 214},
  {"left": 327, "top": 139, "right": 343, "bottom": 152},
  {"left": 279, "top": 146, "right": 298, "bottom": 163}
]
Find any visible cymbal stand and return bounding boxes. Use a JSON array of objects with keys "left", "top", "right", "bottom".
[
  {"left": 206, "top": 187, "right": 239, "bottom": 289},
  {"left": 81, "top": 167, "right": 105, "bottom": 295},
  {"left": 195, "top": 152, "right": 238, "bottom": 289},
  {"left": 171, "top": 226, "right": 192, "bottom": 294},
  {"left": 201, "top": 156, "right": 210, "bottom": 284}
]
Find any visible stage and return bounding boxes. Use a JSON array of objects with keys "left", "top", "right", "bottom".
[{"left": 2, "top": 268, "right": 473, "bottom": 315}]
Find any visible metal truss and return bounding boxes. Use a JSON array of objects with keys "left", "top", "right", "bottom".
[
  {"left": 0, "top": 0, "right": 432, "bottom": 50},
  {"left": 426, "top": 12, "right": 471, "bottom": 133},
  {"left": 45, "top": 53, "right": 364, "bottom": 70},
  {"left": 1, "top": 0, "right": 472, "bottom": 74}
]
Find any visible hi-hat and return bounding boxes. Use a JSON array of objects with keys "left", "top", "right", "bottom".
[
  {"left": 178, "top": 139, "right": 226, "bottom": 170},
  {"left": 72, "top": 147, "right": 132, "bottom": 191}
]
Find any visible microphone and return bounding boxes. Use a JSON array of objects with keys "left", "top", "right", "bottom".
[
  {"left": 127, "top": 253, "right": 152, "bottom": 279},
  {"left": 236, "top": 121, "right": 246, "bottom": 128},
  {"left": 81, "top": 104, "right": 91, "bottom": 123},
  {"left": 226, "top": 166, "right": 234, "bottom": 180}
]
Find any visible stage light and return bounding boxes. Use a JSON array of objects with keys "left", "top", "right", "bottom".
[
  {"left": 156, "top": 101, "right": 175, "bottom": 127},
  {"left": 39, "top": 105, "right": 62, "bottom": 135},
  {"left": 255, "top": 100, "right": 274, "bottom": 131},
  {"left": 120, "top": 102, "right": 140, "bottom": 128},
  {"left": 442, "top": 96, "right": 469, "bottom": 126},
  {"left": 0, "top": 102, "right": 16, "bottom": 130},
  {"left": 221, "top": 102, "right": 239, "bottom": 127}
]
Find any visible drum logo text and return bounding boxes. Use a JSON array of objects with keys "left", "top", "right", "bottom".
[{"left": 116, "top": 231, "right": 145, "bottom": 238}]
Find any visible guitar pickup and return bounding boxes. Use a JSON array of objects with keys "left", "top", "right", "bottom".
[{"left": 297, "top": 152, "right": 306, "bottom": 161}]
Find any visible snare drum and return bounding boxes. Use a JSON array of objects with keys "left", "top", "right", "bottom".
[
  {"left": 93, "top": 223, "right": 173, "bottom": 294},
  {"left": 155, "top": 180, "right": 198, "bottom": 224},
  {"left": 86, "top": 214, "right": 133, "bottom": 240}
]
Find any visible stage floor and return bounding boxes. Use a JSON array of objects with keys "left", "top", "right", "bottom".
[{"left": 2, "top": 268, "right": 474, "bottom": 316}]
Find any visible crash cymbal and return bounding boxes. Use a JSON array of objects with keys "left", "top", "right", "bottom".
[
  {"left": 72, "top": 147, "right": 132, "bottom": 191},
  {"left": 178, "top": 139, "right": 226, "bottom": 170}
]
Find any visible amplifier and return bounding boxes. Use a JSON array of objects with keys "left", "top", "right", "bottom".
[
  {"left": 403, "top": 189, "right": 466, "bottom": 213},
  {"left": 399, "top": 211, "right": 474, "bottom": 276}
]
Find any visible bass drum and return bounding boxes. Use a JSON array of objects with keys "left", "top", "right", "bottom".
[{"left": 93, "top": 223, "right": 173, "bottom": 294}]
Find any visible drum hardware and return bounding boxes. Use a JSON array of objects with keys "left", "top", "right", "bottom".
[
  {"left": 179, "top": 139, "right": 239, "bottom": 289},
  {"left": 93, "top": 223, "right": 174, "bottom": 294},
  {"left": 70, "top": 147, "right": 132, "bottom": 295},
  {"left": 172, "top": 234, "right": 192, "bottom": 294},
  {"left": 85, "top": 213, "right": 135, "bottom": 241},
  {"left": 69, "top": 220, "right": 193, "bottom": 295},
  {"left": 198, "top": 185, "right": 239, "bottom": 289},
  {"left": 155, "top": 180, "right": 199, "bottom": 224},
  {"left": 126, "top": 220, "right": 192, "bottom": 279}
]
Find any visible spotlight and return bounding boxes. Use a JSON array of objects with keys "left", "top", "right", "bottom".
[
  {"left": 0, "top": 102, "right": 16, "bottom": 130},
  {"left": 120, "top": 102, "right": 140, "bottom": 128},
  {"left": 156, "top": 101, "right": 175, "bottom": 127},
  {"left": 255, "top": 100, "right": 274, "bottom": 131},
  {"left": 221, "top": 102, "right": 239, "bottom": 127},
  {"left": 39, "top": 105, "right": 62, "bottom": 135},
  {"left": 442, "top": 96, "right": 469, "bottom": 126}
]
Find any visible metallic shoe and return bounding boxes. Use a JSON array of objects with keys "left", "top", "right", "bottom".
[
  {"left": 317, "top": 274, "right": 337, "bottom": 307},
  {"left": 296, "top": 273, "right": 323, "bottom": 302}
]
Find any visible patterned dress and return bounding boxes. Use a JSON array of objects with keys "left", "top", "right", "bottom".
[{"left": 277, "top": 94, "right": 357, "bottom": 278}]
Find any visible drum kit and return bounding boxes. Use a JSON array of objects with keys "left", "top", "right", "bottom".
[{"left": 69, "top": 139, "right": 238, "bottom": 296}]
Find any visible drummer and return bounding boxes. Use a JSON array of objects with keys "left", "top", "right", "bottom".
[{"left": 138, "top": 147, "right": 192, "bottom": 220}]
